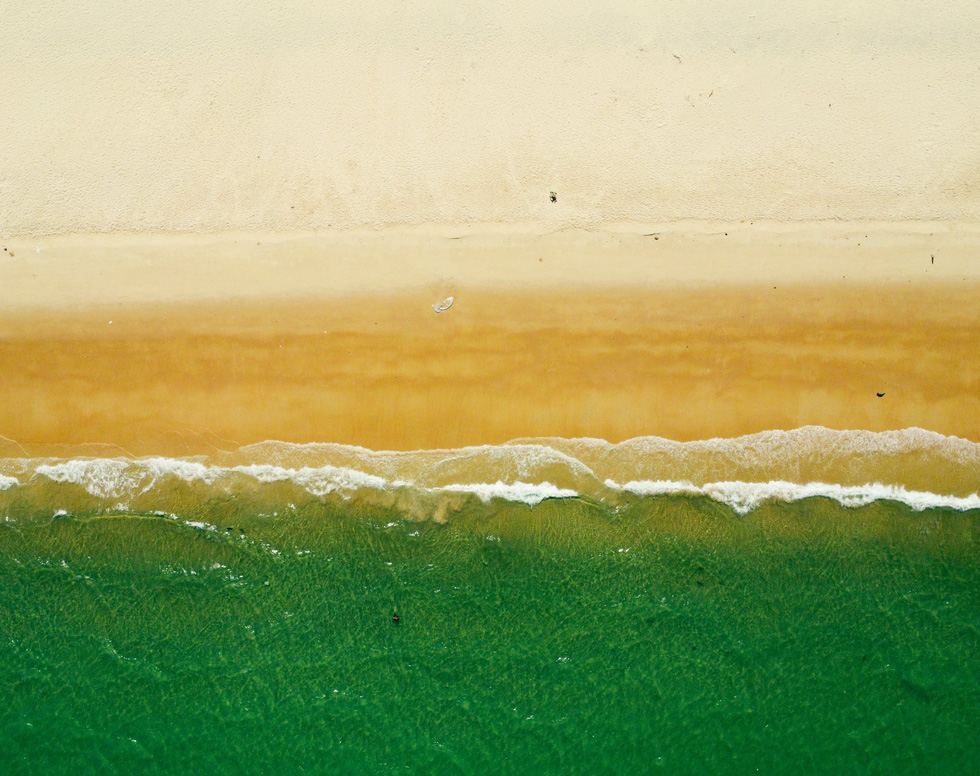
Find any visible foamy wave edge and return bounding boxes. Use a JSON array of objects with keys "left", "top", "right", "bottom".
[
  {"left": 6, "top": 460, "right": 575, "bottom": 508},
  {"left": 0, "top": 459, "right": 977, "bottom": 515},
  {"left": 606, "top": 479, "right": 980, "bottom": 516},
  {"left": 1, "top": 427, "right": 977, "bottom": 515}
]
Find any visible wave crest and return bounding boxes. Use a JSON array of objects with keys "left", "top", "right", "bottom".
[
  {"left": 608, "top": 479, "right": 980, "bottom": 516},
  {"left": 1, "top": 427, "right": 977, "bottom": 519}
]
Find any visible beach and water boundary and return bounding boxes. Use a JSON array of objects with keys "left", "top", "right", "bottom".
[
  {"left": 0, "top": 225, "right": 978, "bottom": 772},
  {"left": 2, "top": 438, "right": 979, "bottom": 774},
  {"left": 5, "top": 0, "right": 980, "bottom": 768}
]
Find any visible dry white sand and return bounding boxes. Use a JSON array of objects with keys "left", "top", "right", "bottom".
[{"left": 3, "top": 2, "right": 980, "bottom": 234}]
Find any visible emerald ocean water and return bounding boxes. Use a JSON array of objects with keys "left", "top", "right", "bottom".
[{"left": 1, "top": 428, "right": 979, "bottom": 774}]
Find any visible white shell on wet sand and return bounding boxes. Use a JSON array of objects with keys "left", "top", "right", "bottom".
[{"left": 432, "top": 297, "right": 454, "bottom": 313}]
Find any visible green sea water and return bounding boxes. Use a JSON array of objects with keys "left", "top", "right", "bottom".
[{"left": 3, "top": 493, "right": 980, "bottom": 775}]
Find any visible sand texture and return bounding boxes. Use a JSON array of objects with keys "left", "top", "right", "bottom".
[
  {"left": 4, "top": 3, "right": 980, "bottom": 234},
  {"left": 1, "top": 229, "right": 977, "bottom": 454}
]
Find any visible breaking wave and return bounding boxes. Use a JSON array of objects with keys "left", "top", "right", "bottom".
[
  {"left": 609, "top": 479, "right": 980, "bottom": 516},
  {"left": 0, "top": 427, "right": 976, "bottom": 521}
]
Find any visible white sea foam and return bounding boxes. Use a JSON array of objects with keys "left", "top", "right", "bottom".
[
  {"left": 508, "top": 426, "right": 980, "bottom": 490},
  {"left": 32, "top": 457, "right": 390, "bottom": 500},
  {"left": 142, "top": 458, "right": 221, "bottom": 484},
  {"left": 228, "top": 464, "right": 388, "bottom": 497},
  {"left": 608, "top": 479, "right": 980, "bottom": 515},
  {"left": 36, "top": 460, "right": 153, "bottom": 499},
  {"left": 436, "top": 481, "right": 578, "bottom": 505},
  {"left": 231, "top": 427, "right": 980, "bottom": 500},
  {"left": 6, "top": 428, "right": 980, "bottom": 515},
  {"left": 28, "top": 456, "right": 571, "bottom": 504}
]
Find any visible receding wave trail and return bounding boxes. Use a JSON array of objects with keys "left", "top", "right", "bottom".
[{"left": 0, "top": 427, "right": 977, "bottom": 520}]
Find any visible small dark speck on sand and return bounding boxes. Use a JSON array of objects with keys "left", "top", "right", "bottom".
[
  {"left": 549, "top": 191, "right": 557, "bottom": 203},
  {"left": 876, "top": 393, "right": 885, "bottom": 398}
]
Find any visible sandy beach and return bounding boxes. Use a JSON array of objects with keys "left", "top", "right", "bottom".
[
  {"left": 2, "top": 2, "right": 977, "bottom": 455},
  {"left": 1, "top": 227, "right": 977, "bottom": 455}
]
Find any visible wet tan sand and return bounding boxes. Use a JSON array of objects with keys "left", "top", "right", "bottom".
[{"left": 1, "top": 235, "right": 977, "bottom": 455}]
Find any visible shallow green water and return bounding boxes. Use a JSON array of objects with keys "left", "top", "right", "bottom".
[{"left": 2, "top": 496, "right": 979, "bottom": 774}]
